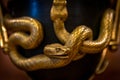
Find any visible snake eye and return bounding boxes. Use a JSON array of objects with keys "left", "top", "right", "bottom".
[{"left": 55, "top": 47, "right": 61, "bottom": 52}]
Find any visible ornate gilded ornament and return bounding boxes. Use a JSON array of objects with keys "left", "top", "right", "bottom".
[{"left": 0, "top": 0, "right": 119, "bottom": 80}]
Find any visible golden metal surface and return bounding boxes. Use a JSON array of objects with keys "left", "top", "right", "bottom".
[
  {"left": 95, "top": 48, "right": 109, "bottom": 74},
  {"left": 110, "top": 0, "right": 120, "bottom": 50},
  {"left": 51, "top": 0, "right": 86, "bottom": 60},
  {"left": 0, "top": 0, "right": 118, "bottom": 74},
  {"left": 6, "top": 21, "right": 92, "bottom": 70},
  {"left": 51, "top": 0, "right": 114, "bottom": 53},
  {"left": 0, "top": 5, "right": 8, "bottom": 52},
  {"left": 89, "top": 0, "right": 120, "bottom": 79}
]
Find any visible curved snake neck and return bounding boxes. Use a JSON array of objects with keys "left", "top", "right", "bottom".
[
  {"left": 51, "top": 0, "right": 114, "bottom": 53},
  {"left": 4, "top": 17, "right": 43, "bottom": 49},
  {"left": 2, "top": 0, "right": 114, "bottom": 71},
  {"left": 6, "top": 17, "right": 91, "bottom": 70}
]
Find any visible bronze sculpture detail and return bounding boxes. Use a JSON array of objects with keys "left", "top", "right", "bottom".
[{"left": 0, "top": 1, "right": 119, "bottom": 79}]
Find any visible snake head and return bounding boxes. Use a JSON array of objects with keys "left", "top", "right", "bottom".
[{"left": 44, "top": 43, "right": 70, "bottom": 59}]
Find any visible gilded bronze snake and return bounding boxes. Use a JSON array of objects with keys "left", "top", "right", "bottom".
[
  {"left": 51, "top": 0, "right": 114, "bottom": 53},
  {"left": 4, "top": 17, "right": 92, "bottom": 71},
  {"left": 1, "top": 0, "right": 114, "bottom": 71}
]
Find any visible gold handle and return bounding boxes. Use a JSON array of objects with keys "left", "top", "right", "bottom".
[
  {"left": 110, "top": 0, "right": 120, "bottom": 50},
  {"left": 0, "top": 5, "right": 8, "bottom": 53}
]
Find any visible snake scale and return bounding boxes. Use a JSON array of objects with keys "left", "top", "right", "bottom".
[
  {"left": 51, "top": 0, "right": 114, "bottom": 53},
  {"left": 4, "top": 17, "right": 91, "bottom": 71},
  {"left": 2, "top": 0, "right": 114, "bottom": 71}
]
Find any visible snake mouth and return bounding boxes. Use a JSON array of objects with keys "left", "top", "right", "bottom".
[
  {"left": 48, "top": 54, "right": 69, "bottom": 59},
  {"left": 44, "top": 44, "right": 70, "bottom": 59}
]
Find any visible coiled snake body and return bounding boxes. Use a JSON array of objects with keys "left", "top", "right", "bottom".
[
  {"left": 4, "top": 17, "right": 91, "bottom": 71},
  {"left": 51, "top": 1, "right": 114, "bottom": 53},
  {"left": 3, "top": 1, "right": 114, "bottom": 71}
]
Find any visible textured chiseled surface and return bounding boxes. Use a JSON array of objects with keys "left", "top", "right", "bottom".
[{"left": 0, "top": 0, "right": 119, "bottom": 80}]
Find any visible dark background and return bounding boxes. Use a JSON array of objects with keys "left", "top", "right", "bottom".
[{"left": 0, "top": 0, "right": 120, "bottom": 80}]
